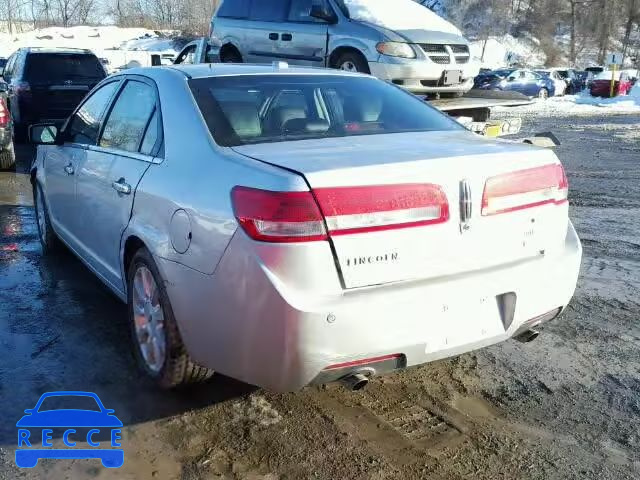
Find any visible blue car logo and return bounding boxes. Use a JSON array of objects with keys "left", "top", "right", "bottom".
[{"left": 16, "top": 391, "right": 123, "bottom": 468}]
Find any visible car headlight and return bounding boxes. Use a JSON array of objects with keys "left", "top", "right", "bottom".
[{"left": 376, "top": 42, "right": 416, "bottom": 59}]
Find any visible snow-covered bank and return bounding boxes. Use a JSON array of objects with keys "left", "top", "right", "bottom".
[
  {"left": 0, "top": 26, "right": 179, "bottom": 70},
  {"left": 495, "top": 85, "right": 640, "bottom": 117},
  {"left": 470, "top": 35, "right": 546, "bottom": 70}
]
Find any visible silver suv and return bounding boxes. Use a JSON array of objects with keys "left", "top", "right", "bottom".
[{"left": 210, "top": 0, "right": 479, "bottom": 95}]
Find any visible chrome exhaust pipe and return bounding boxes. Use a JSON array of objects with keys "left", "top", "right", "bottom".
[
  {"left": 514, "top": 329, "right": 540, "bottom": 343},
  {"left": 340, "top": 373, "right": 369, "bottom": 391}
]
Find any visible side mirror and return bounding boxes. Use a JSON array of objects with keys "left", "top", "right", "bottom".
[
  {"left": 24, "top": 409, "right": 34, "bottom": 414},
  {"left": 0, "top": 67, "right": 4, "bottom": 77},
  {"left": 150, "top": 54, "right": 161, "bottom": 67},
  {"left": 0, "top": 82, "right": 7, "bottom": 93},
  {"left": 310, "top": 4, "right": 337, "bottom": 23},
  {"left": 30, "top": 123, "right": 59, "bottom": 145}
]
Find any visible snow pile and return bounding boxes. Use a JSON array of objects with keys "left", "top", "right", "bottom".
[
  {"left": 0, "top": 26, "right": 180, "bottom": 72},
  {"left": 495, "top": 86, "right": 640, "bottom": 117},
  {"left": 344, "top": 0, "right": 462, "bottom": 35},
  {"left": 470, "top": 35, "right": 545, "bottom": 70}
]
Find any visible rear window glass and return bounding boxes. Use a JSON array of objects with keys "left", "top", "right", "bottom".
[
  {"left": 216, "top": 0, "right": 250, "bottom": 18},
  {"left": 249, "top": 0, "right": 288, "bottom": 21},
  {"left": 24, "top": 53, "right": 106, "bottom": 82},
  {"left": 189, "top": 75, "right": 462, "bottom": 147}
]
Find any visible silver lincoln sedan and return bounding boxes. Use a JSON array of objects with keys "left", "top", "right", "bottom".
[{"left": 30, "top": 64, "right": 582, "bottom": 392}]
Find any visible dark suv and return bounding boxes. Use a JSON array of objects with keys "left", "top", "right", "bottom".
[{"left": 3, "top": 47, "right": 107, "bottom": 141}]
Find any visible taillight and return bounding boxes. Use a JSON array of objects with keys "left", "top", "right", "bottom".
[
  {"left": 231, "top": 184, "right": 449, "bottom": 243},
  {"left": 0, "top": 98, "right": 8, "bottom": 128},
  {"left": 231, "top": 187, "right": 327, "bottom": 243},
  {"left": 482, "top": 163, "right": 568, "bottom": 216},
  {"left": 314, "top": 184, "right": 449, "bottom": 236}
]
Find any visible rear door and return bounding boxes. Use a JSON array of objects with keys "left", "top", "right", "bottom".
[
  {"left": 244, "top": 0, "right": 291, "bottom": 64},
  {"left": 24, "top": 53, "right": 106, "bottom": 122},
  {"left": 74, "top": 77, "right": 159, "bottom": 291},
  {"left": 43, "top": 80, "right": 120, "bottom": 250},
  {"left": 278, "top": 0, "right": 330, "bottom": 67}
]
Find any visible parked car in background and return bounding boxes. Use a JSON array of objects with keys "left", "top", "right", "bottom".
[
  {"left": 0, "top": 81, "right": 15, "bottom": 169},
  {"left": 173, "top": 38, "right": 219, "bottom": 65},
  {"left": 30, "top": 64, "right": 581, "bottom": 392},
  {"left": 210, "top": 0, "right": 479, "bottom": 96},
  {"left": 3, "top": 47, "right": 107, "bottom": 141},
  {"left": 553, "top": 68, "right": 582, "bottom": 94},
  {"left": 474, "top": 68, "right": 555, "bottom": 99},
  {"left": 534, "top": 69, "right": 566, "bottom": 96},
  {"left": 575, "top": 71, "right": 594, "bottom": 90},
  {"left": 590, "top": 70, "right": 633, "bottom": 97},
  {"left": 585, "top": 66, "right": 604, "bottom": 76}
]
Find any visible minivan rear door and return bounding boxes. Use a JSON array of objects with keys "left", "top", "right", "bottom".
[
  {"left": 276, "top": 0, "right": 330, "bottom": 67},
  {"left": 243, "top": 0, "right": 291, "bottom": 64}
]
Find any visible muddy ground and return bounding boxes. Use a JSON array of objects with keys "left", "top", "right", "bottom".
[{"left": 0, "top": 113, "right": 639, "bottom": 480}]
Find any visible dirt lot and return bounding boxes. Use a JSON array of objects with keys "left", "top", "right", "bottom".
[{"left": 1, "top": 113, "right": 639, "bottom": 480}]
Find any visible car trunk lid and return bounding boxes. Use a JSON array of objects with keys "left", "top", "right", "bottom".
[{"left": 233, "top": 131, "right": 569, "bottom": 289}]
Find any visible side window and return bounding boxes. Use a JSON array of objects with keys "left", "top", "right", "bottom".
[
  {"left": 289, "top": 0, "right": 328, "bottom": 22},
  {"left": 175, "top": 45, "right": 196, "bottom": 65},
  {"left": 249, "top": 0, "right": 288, "bottom": 21},
  {"left": 100, "top": 81, "right": 157, "bottom": 153},
  {"left": 140, "top": 109, "right": 160, "bottom": 156},
  {"left": 3, "top": 55, "right": 15, "bottom": 81},
  {"left": 67, "top": 81, "right": 119, "bottom": 145},
  {"left": 217, "top": 0, "right": 250, "bottom": 18}
]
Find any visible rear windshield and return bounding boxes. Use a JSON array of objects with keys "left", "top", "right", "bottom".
[
  {"left": 24, "top": 53, "right": 106, "bottom": 83},
  {"left": 189, "top": 75, "right": 462, "bottom": 147}
]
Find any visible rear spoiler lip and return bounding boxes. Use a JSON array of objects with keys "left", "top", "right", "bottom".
[{"left": 522, "top": 132, "right": 561, "bottom": 148}]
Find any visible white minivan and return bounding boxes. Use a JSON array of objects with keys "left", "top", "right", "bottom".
[{"left": 210, "top": 0, "right": 480, "bottom": 96}]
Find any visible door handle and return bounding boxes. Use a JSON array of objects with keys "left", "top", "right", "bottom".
[
  {"left": 269, "top": 33, "right": 279, "bottom": 41},
  {"left": 112, "top": 178, "right": 132, "bottom": 195},
  {"left": 64, "top": 163, "right": 74, "bottom": 175},
  {"left": 281, "top": 33, "right": 293, "bottom": 41}
]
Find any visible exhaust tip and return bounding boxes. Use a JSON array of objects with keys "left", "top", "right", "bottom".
[
  {"left": 514, "top": 329, "right": 540, "bottom": 343},
  {"left": 340, "top": 373, "right": 369, "bottom": 391}
]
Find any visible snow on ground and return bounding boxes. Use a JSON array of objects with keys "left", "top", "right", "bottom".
[
  {"left": 495, "top": 84, "right": 640, "bottom": 117},
  {"left": 471, "top": 35, "right": 546, "bottom": 70},
  {"left": 0, "top": 26, "right": 179, "bottom": 71}
]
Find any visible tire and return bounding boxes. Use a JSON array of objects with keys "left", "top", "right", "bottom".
[
  {"left": 33, "top": 182, "right": 62, "bottom": 254},
  {"left": 0, "top": 141, "right": 15, "bottom": 169},
  {"left": 538, "top": 88, "right": 549, "bottom": 100},
  {"left": 220, "top": 47, "right": 242, "bottom": 63},
  {"left": 127, "top": 247, "right": 214, "bottom": 389},
  {"left": 333, "top": 51, "right": 370, "bottom": 74}
]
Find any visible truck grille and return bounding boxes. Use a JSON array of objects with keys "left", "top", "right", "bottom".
[{"left": 419, "top": 44, "right": 471, "bottom": 65}]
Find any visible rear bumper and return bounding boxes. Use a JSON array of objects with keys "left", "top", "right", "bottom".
[
  {"left": 369, "top": 58, "right": 478, "bottom": 93},
  {"left": 159, "top": 222, "right": 582, "bottom": 392}
]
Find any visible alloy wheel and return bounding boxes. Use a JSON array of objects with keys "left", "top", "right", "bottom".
[{"left": 132, "top": 265, "right": 166, "bottom": 373}]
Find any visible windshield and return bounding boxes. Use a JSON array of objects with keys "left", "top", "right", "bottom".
[
  {"left": 190, "top": 75, "right": 463, "bottom": 147},
  {"left": 342, "top": 0, "right": 461, "bottom": 34},
  {"left": 24, "top": 53, "right": 106, "bottom": 83}
]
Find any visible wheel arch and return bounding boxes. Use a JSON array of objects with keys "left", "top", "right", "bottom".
[
  {"left": 328, "top": 45, "right": 370, "bottom": 69},
  {"left": 219, "top": 41, "right": 242, "bottom": 61}
]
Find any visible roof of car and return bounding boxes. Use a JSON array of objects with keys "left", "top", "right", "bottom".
[
  {"left": 22, "top": 47, "right": 94, "bottom": 55},
  {"left": 160, "top": 63, "right": 364, "bottom": 79}
]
